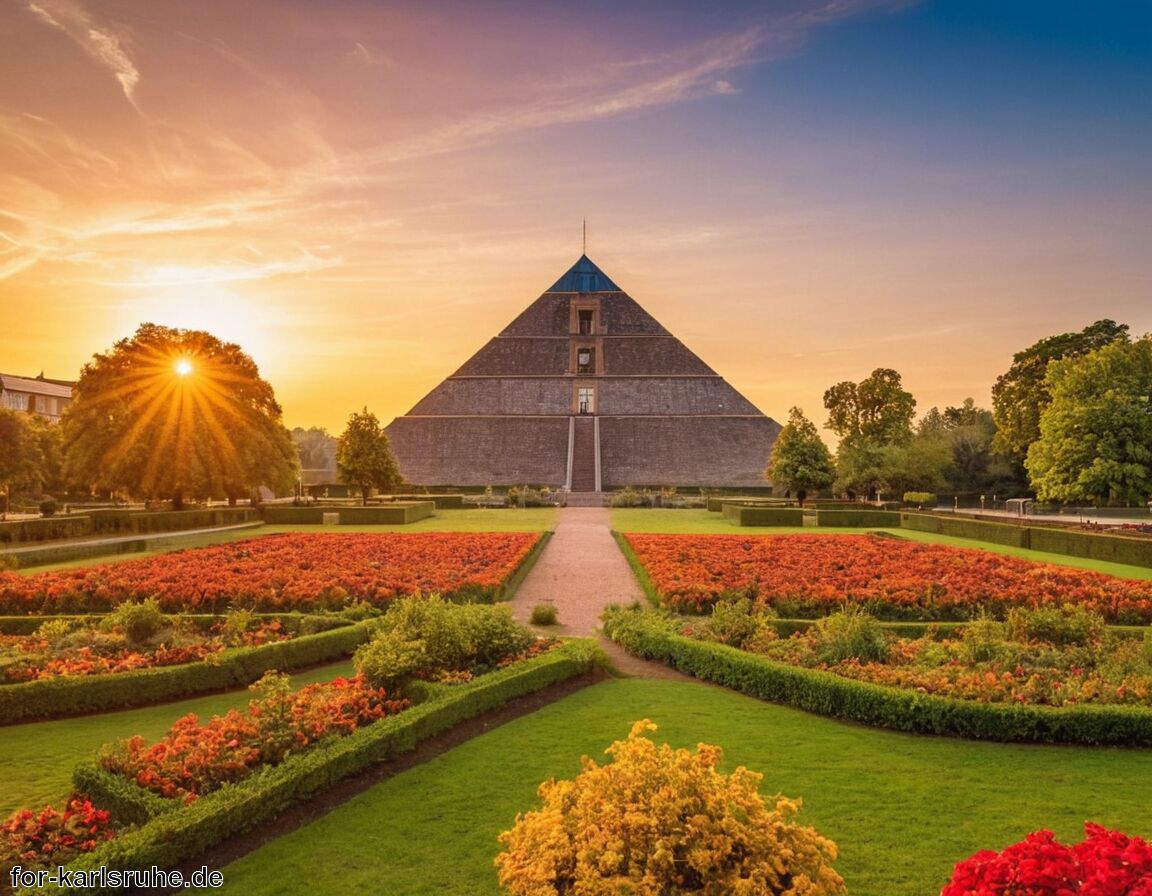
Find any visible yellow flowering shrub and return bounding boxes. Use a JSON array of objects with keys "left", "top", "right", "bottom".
[{"left": 495, "top": 720, "right": 845, "bottom": 896}]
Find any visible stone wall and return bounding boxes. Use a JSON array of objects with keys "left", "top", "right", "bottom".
[
  {"left": 408, "top": 377, "right": 572, "bottom": 416},
  {"left": 597, "top": 377, "right": 760, "bottom": 416},
  {"left": 385, "top": 416, "right": 569, "bottom": 486},
  {"left": 602, "top": 337, "right": 715, "bottom": 376},
  {"left": 599, "top": 416, "right": 780, "bottom": 488},
  {"left": 454, "top": 338, "right": 569, "bottom": 377}
]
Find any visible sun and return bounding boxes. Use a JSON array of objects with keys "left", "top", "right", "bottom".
[{"left": 174, "top": 358, "right": 194, "bottom": 377}]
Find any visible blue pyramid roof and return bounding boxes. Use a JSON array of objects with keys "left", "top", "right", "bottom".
[{"left": 547, "top": 255, "right": 620, "bottom": 293}]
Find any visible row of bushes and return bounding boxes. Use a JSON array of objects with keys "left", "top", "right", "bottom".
[
  {"left": 0, "top": 509, "right": 259, "bottom": 547},
  {"left": 604, "top": 609, "right": 1152, "bottom": 746},
  {"left": 0, "top": 622, "right": 372, "bottom": 725},
  {"left": 260, "top": 502, "right": 435, "bottom": 525},
  {"left": 902, "top": 512, "right": 1152, "bottom": 567},
  {"left": 721, "top": 505, "right": 803, "bottom": 526},
  {"left": 49, "top": 642, "right": 601, "bottom": 895},
  {"left": 2, "top": 538, "right": 151, "bottom": 570}
]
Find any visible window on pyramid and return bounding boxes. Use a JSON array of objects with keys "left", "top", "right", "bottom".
[
  {"left": 578, "top": 309, "right": 594, "bottom": 334},
  {"left": 577, "top": 347, "right": 594, "bottom": 374}
]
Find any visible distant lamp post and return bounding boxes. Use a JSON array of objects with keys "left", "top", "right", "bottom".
[{"left": 980, "top": 494, "right": 986, "bottom": 512}]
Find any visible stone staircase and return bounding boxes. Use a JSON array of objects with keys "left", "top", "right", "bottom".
[{"left": 570, "top": 416, "right": 598, "bottom": 492}]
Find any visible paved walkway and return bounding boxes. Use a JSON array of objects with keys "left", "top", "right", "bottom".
[{"left": 509, "top": 507, "right": 690, "bottom": 679}]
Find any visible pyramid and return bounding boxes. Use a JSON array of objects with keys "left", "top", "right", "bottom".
[{"left": 384, "top": 256, "right": 781, "bottom": 490}]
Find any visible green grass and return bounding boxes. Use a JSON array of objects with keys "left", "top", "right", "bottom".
[
  {"left": 16, "top": 509, "right": 558, "bottom": 574},
  {"left": 192, "top": 677, "right": 1152, "bottom": 896},
  {"left": 0, "top": 659, "right": 355, "bottom": 817},
  {"left": 610, "top": 508, "right": 1152, "bottom": 580}
]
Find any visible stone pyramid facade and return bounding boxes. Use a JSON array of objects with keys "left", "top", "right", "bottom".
[{"left": 384, "top": 256, "right": 781, "bottom": 490}]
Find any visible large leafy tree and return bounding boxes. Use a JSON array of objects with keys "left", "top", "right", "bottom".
[
  {"left": 0, "top": 409, "right": 42, "bottom": 512},
  {"left": 824, "top": 369, "right": 916, "bottom": 497},
  {"left": 765, "top": 407, "right": 835, "bottom": 504},
  {"left": 61, "top": 324, "right": 298, "bottom": 508},
  {"left": 337, "top": 408, "right": 403, "bottom": 505},
  {"left": 1026, "top": 335, "right": 1152, "bottom": 506},
  {"left": 291, "top": 426, "right": 337, "bottom": 471},
  {"left": 992, "top": 319, "right": 1129, "bottom": 465}
]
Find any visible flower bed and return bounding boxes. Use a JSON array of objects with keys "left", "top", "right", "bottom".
[
  {"left": 0, "top": 531, "right": 542, "bottom": 614},
  {"left": 1, "top": 796, "right": 116, "bottom": 872},
  {"left": 0, "top": 617, "right": 288, "bottom": 683},
  {"left": 680, "top": 602, "right": 1152, "bottom": 708},
  {"left": 98, "top": 672, "right": 409, "bottom": 803},
  {"left": 622, "top": 533, "right": 1152, "bottom": 623}
]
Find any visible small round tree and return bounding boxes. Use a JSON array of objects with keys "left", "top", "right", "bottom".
[
  {"left": 766, "top": 407, "right": 835, "bottom": 506},
  {"left": 495, "top": 720, "right": 845, "bottom": 896}
]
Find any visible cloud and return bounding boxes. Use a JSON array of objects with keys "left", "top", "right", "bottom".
[{"left": 27, "top": 0, "right": 140, "bottom": 106}]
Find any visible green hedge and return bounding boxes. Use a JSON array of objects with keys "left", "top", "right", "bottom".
[
  {"left": 387, "top": 494, "right": 466, "bottom": 509},
  {"left": 900, "top": 512, "right": 1032, "bottom": 547},
  {"left": 0, "top": 623, "right": 371, "bottom": 725},
  {"left": 5, "top": 538, "right": 149, "bottom": 570},
  {"left": 706, "top": 497, "right": 795, "bottom": 513},
  {"left": 84, "top": 508, "right": 258, "bottom": 535},
  {"left": 0, "top": 515, "right": 92, "bottom": 545},
  {"left": 1029, "top": 527, "right": 1152, "bottom": 568},
  {"left": 605, "top": 611, "right": 1152, "bottom": 746},
  {"left": 815, "top": 509, "right": 902, "bottom": 527},
  {"left": 260, "top": 502, "right": 435, "bottom": 525},
  {"left": 50, "top": 642, "right": 601, "bottom": 893},
  {"left": 722, "top": 504, "right": 804, "bottom": 527}
]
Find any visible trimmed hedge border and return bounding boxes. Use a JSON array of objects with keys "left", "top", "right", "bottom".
[
  {"left": 51, "top": 642, "right": 601, "bottom": 894},
  {"left": 0, "top": 516, "right": 92, "bottom": 545},
  {"left": 610, "top": 531, "right": 660, "bottom": 607},
  {"left": 901, "top": 512, "right": 1152, "bottom": 566},
  {"left": 386, "top": 494, "right": 466, "bottom": 509},
  {"left": 3, "top": 538, "right": 151, "bottom": 570},
  {"left": 497, "top": 531, "right": 552, "bottom": 601},
  {"left": 260, "top": 502, "right": 434, "bottom": 525},
  {"left": 606, "top": 612, "right": 1152, "bottom": 746},
  {"left": 721, "top": 504, "right": 804, "bottom": 527},
  {"left": 0, "top": 622, "right": 372, "bottom": 725},
  {"left": 815, "top": 509, "right": 903, "bottom": 527}
]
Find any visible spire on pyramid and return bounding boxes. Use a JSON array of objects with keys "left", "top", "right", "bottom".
[{"left": 546, "top": 255, "right": 620, "bottom": 293}]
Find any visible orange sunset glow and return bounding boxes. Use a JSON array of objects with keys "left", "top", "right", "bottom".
[{"left": 2, "top": 1, "right": 1150, "bottom": 436}]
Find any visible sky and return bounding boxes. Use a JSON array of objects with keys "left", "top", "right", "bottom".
[{"left": 2, "top": 0, "right": 1150, "bottom": 437}]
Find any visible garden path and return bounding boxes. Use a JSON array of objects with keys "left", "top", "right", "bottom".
[{"left": 508, "top": 507, "right": 690, "bottom": 680}]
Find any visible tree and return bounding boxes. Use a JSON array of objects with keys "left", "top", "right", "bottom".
[
  {"left": 765, "top": 407, "right": 835, "bottom": 504},
  {"left": 1025, "top": 335, "right": 1152, "bottom": 506},
  {"left": 337, "top": 408, "right": 402, "bottom": 505},
  {"left": 992, "top": 320, "right": 1129, "bottom": 465},
  {"left": 0, "top": 409, "right": 41, "bottom": 514},
  {"left": 495, "top": 720, "right": 845, "bottom": 896},
  {"left": 823, "top": 368, "right": 916, "bottom": 448},
  {"left": 824, "top": 369, "right": 916, "bottom": 498},
  {"left": 291, "top": 427, "right": 337, "bottom": 471},
  {"left": 61, "top": 324, "right": 298, "bottom": 509}
]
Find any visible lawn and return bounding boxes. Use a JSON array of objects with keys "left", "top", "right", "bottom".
[
  {"left": 610, "top": 508, "right": 1152, "bottom": 581},
  {"left": 15, "top": 508, "right": 558, "bottom": 574},
  {"left": 191, "top": 677, "right": 1152, "bottom": 896},
  {"left": 0, "top": 659, "right": 355, "bottom": 817}
]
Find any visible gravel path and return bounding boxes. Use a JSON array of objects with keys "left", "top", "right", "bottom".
[{"left": 509, "top": 508, "right": 691, "bottom": 680}]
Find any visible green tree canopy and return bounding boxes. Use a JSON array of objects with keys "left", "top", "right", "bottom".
[
  {"left": 1025, "top": 335, "right": 1152, "bottom": 506},
  {"left": 61, "top": 323, "right": 298, "bottom": 508},
  {"left": 823, "top": 368, "right": 916, "bottom": 448},
  {"left": 291, "top": 426, "right": 336, "bottom": 471},
  {"left": 337, "top": 408, "right": 403, "bottom": 505},
  {"left": 0, "top": 409, "right": 42, "bottom": 510},
  {"left": 766, "top": 407, "right": 835, "bottom": 502},
  {"left": 992, "top": 319, "right": 1129, "bottom": 464}
]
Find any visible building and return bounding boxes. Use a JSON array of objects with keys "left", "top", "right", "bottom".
[
  {"left": 0, "top": 373, "right": 74, "bottom": 423},
  {"left": 385, "top": 255, "right": 781, "bottom": 491}
]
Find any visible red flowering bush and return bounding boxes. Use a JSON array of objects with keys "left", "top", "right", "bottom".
[
  {"left": 942, "top": 823, "right": 1152, "bottom": 895},
  {"left": 99, "top": 672, "right": 409, "bottom": 802},
  {"left": 1, "top": 796, "right": 115, "bottom": 869}
]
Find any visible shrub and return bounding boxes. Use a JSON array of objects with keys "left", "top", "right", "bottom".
[
  {"left": 903, "top": 491, "right": 937, "bottom": 508},
  {"left": 100, "top": 598, "right": 167, "bottom": 646},
  {"left": 700, "top": 598, "right": 772, "bottom": 649},
  {"left": 811, "top": 606, "right": 889, "bottom": 664},
  {"left": 941, "top": 822, "right": 1152, "bottom": 895},
  {"left": 1006, "top": 605, "right": 1106, "bottom": 647},
  {"left": 959, "top": 614, "right": 1010, "bottom": 664},
  {"left": 495, "top": 720, "right": 845, "bottom": 896},
  {"left": 39, "top": 499, "right": 57, "bottom": 517},
  {"left": 530, "top": 603, "right": 558, "bottom": 626}
]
